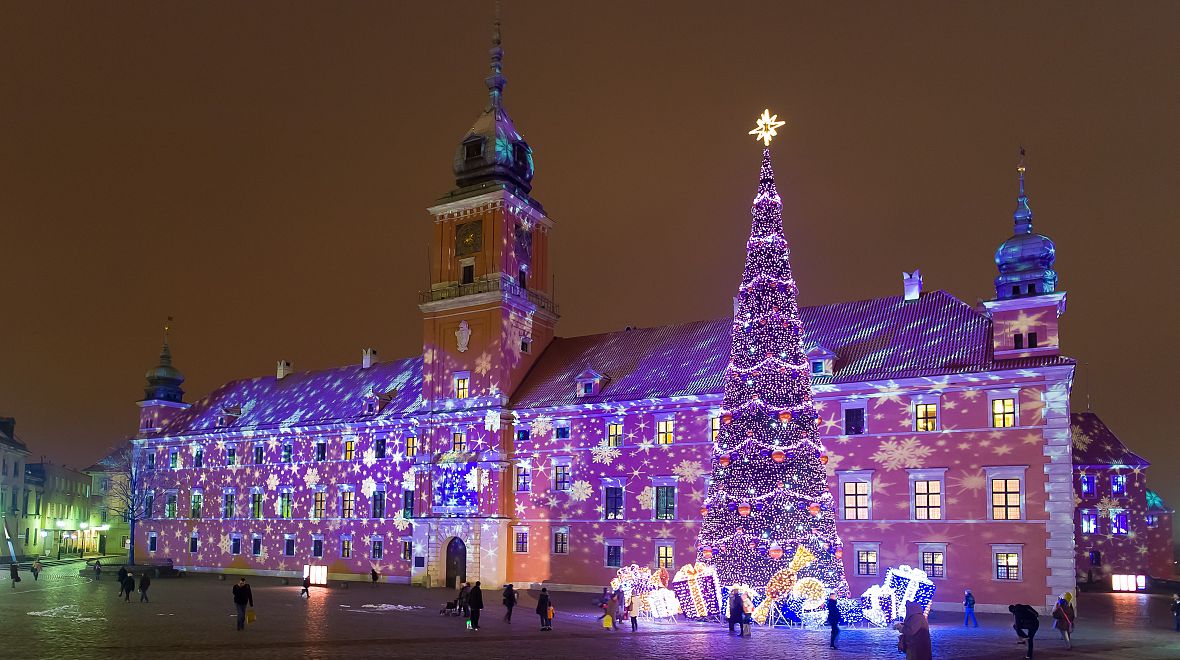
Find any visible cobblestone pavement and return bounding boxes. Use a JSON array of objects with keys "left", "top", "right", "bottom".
[{"left": 3, "top": 564, "right": 1179, "bottom": 659}]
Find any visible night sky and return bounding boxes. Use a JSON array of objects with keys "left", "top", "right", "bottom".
[{"left": 2, "top": 3, "right": 1177, "bottom": 529}]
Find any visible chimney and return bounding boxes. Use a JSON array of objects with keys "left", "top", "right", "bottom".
[
  {"left": 276, "top": 360, "right": 293, "bottom": 379},
  {"left": 902, "top": 269, "right": 923, "bottom": 302},
  {"left": 0, "top": 417, "right": 13, "bottom": 440},
  {"left": 362, "top": 347, "right": 377, "bottom": 369}
]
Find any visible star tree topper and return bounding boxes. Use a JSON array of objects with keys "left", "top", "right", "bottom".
[{"left": 749, "top": 109, "right": 786, "bottom": 146}]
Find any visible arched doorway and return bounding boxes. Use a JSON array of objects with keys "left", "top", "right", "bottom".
[{"left": 445, "top": 537, "right": 466, "bottom": 588}]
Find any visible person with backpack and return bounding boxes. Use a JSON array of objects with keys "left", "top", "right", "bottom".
[
  {"left": 536, "top": 587, "right": 553, "bottom": 631},
  {"left": 1009, "top": 603, "right": 1040, "bottom": 659},
  {"left": 502, "top": 584, "right": 517, "bottom": 623},
  {"left": 963, "top": 589, "right": 978, "bottom": 627},
  {"left": 1051, "top": 596, "right": 1074, "bottom": 649}
]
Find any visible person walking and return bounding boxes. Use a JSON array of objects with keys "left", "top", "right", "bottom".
[
  {"left": 139, "top": 573, "right": 151, "bottom": 602},
  {"left": 595, "top": 587, "right": 610, "bottom": 621},
  {"left": 502, "top": 584, "right": 517, "bottom": 623},
  {"left": 468, "top": 581, "right": 484, "bottom": 630},
  {"left": 8, "top": 563, "right": 19, "bottom": 588},
  {"left": 602, "top": 591, "right": 617, "bottom": 631},
  {"left": 536, "top": 587, "right": 553, "bottom": 631},
  {"left": 117, "top": 566, "right": 128, "bottom": 596},
  {"left": 370, "top": 568, "right": 379, "bottom": 587},
  {"left": 1172, "top": 594, "right": 1180, "bottom": 632},
  {"left": 93, "top": 560, "right": 101, "bottom": 581},
  {"left": 727, "top": 589, "right": 743, "bottom": 634},
  {"left": 458, "top": 582, "right": 471, "bottom": 619},
  {"left": 963, "top": 589, "right": 978, "bottom": 627},
  {"left": 300, "top": 575, "right": 311, "bottom": 598},
  {"left": 615, "top": 589, "right": 627, "bottom": 630},
  {"left": 897, "top": 601, "right": 933, "bottom": 660},
  {"left": 826, "top": 593, "right": 841, "bottom": 649},
  {"left": 123, "top": 572, "right": 136, "bottom": 602},
  {"left": 1051, "top": 597, "right": 1074, "bottom": 650},
  {"left": 32, "top": 560, "right": 43, "bottom": 581},
  {"left": 628, "top": 595, "right": 640, "bottom": 632},
  {"left": 233, "top": 577, "right": 254, "bottom": 631},
  {"left": 1009, "top": 603, "right": 1040, "bottom": 659},
  {"left": 739, "top": 589, "right": 754, "bottom": 636}
]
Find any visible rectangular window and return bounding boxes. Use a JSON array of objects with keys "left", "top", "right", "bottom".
[
  {"left": 921, "top": 551, "right": 945, "bottom": 578},
  {"left": 452, "top": 431, "right": 466, "bottom": 452},
  {"left": 604, "top": 487, "right": 624, "bottom": 520},
  {"left": 913, "top": 480, "right": 942, "bottom": 520},
  {"left": 607, "top": 423, "right": 624, "bottom": 448},
  {"left": 341, "top": 490, "right": 355, "bottom": 518},
  {"left": 995, "top": 552, "right": 1020, "bottom": 580},
  {"left": 190, "top": 492, "right": 203, "bottom": 518},
  {"left": 1111, "top": 510, "right": 1129, "bottom": 535},
  {"left": 555, "top": 426, "right": 571, "bottom": 439},
  {"left": 401, "top": 541, "right": 413, "bottom": 561},
  {"left": 515, "top": 429, "right": 529, "bottom": 443},
  {"left": 313, "top": 491, "right": 326, "bottom": 518},
  {"left": 341, "top": 538, "right": 352, "bottom": 558},
  {"left": 402, "top": 490, "right": 414, "bottom": 519},
  {"left": 915, "top": 403, "right": 938, "bottom": 432},
  {"left": 312, "top": 537, "right": 323, "bottom": 558},
  {"left": 144, "top": 494, "right": 154, "bottom": 519},
  {"left": 1014, "top": 333, "right": 1024, "bottom": 350},
  {"left": 514, "top": 529, "right": 529, "bottom": 553},
  {"left": 857, "top": 550, "right": 878, "bottom": 576},
  {"left": 844, "top": 408, "right": 866, "bottom": 435},
  {"left": 315, "top": 442, "right": 326, "bottom": 461},
  {"left": 371, "top": 488, "right": 386, "bottom": 519},
  {"left": 1027, "top": 332, "right": 1038, "bottom": 349},
  {"left": 656, "top": 419, "right": 674, "bottom": 445},
  {"left": 251, "top": 535, "right": 262, "bottom": 556},
  {"left": 253, "top": 445, "right": 264, "bottom": 465},
  {"left": 1111, "top": 474, "right": 1127, "bottom": 496},
  {"left": 284, "top": 536, "right": 295, "bottom": 556},
  {"left": 344, "top": 440, "right": 355, "bottom": 461},
  {"left": 1088, "top": 550, "right": 1101, "bottom": 566},
  {"left": 250, "top": 492, "right": 263, "bottom": 519},
  {"left": 1080, "top": 511, "right": 1098, "bottom": 534},
  {"left": 281, "top": 444, "right": 293, "bottom": 463},
  {"left": 169, "top": 449, "right": 179, "bottom": 469},
  {"left": 165, "top": 494, "right": 177, "bottom": 519},
  {"left": 405, "top": 436, "right": 417, "bottom": 458},
  {"left": 148, "top": 532, "right": 158, "bottom": 552},
  {"left": 843, "top": 481, "right": 870, "bottom": 520},
  {"left": 554, "top": 465, "right": 571, "bottom": 492},
  {"left": 226, "top": 447, "right": 236, "bottom": 466},
  {"left": 374, "top": 437, "right": 386, "bottom": 459},
  {"left": 991, "top": 478, "right": 1022, "bottom": 520},
  {"left": 194, "top": 448, "right": 204, "bottom": 468},
  {"left": 231, "top": 535, "right": 241, "bottom": 555},
  {"left": 515, "top": 466, "right": 531, "bottom": 492},
  {"left": 189, "top": 534, "right": 199, "bottom": 553},
  {"left": 1080, "top": 474, "right": 1095, "bottom": 496},
  {"left": 147, "top": 454, "right": 155, "bottom": 470},
  {"left": 991, "top": 398, "right": 1016, "bottom": 428},
  {"left": 553, "top": 527, "right": 569, "bottom": 555},
  {"left": 455, "top": 376, "right": 469, "bottom": 399},
  {"left": 605, "top": 541, "right": 623, "bottom": 568},
  {"left": 371, "top": 537, "right": 383, "bottom": 559},
  {"left": 655, "top": 485, "right": 676, "bottom": 520},
  {"left": 710, "top": 416, "right": 721, "bottom": 442},
  {"left": 1146, "top": 514, "right": 1159, "bottom": 528},
  {"left": 223, "top": 493, "right": 235, "bottom": 519},
  {"left": 279, "top": 491, "right": 293, "bottom": 519},
  {"left": 656, "top": 544, "right": 674, "bottom": 569}
]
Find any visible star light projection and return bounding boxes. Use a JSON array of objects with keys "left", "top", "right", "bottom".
[
  {"left": 695, "top": 129, "right": 851, "bottom": 603},
  {"left": 749, "top": 109, "right": 786, "bottom": 146}
]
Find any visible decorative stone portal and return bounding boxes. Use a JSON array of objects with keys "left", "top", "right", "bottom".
[{"left": 445, "top": 536, "right": 466, "bottom": 588}]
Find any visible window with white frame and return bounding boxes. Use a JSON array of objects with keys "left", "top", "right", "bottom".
[
  {"left": 607, "top": 422, "right": 624, "bottom": 447},
  {"left": 230, "top": 533, "right": 241, "bottom": 555},
  {"left": 602, "top": 477, "right": 625, "bottom": 520},
  {"left": 148, "top": 532, "right": 158, "bottom": 552},
  {"left": 853, "top": 542, "right": 880, "bottom": 576},
  {"left": 918, "top": 543, "right": 946, "bottom": 578},
  {"left": 990, "top": 397, "right": 1017, "bottom": 428},
  {"left": 841, "top": 401, "right": 867, "bottom": 435},
  {"left": 283, "top": 535, "right": 295, "bottom": 556},
  {"left": 251, "top": 534, "right": 262, "bottom": 556},
  {"left": 656, "top": 418, "right": 675, "bottom": 445},
  {"left": 986, "top": 466, "right": 1026, "bottom": 521},
  {"left": 655, "top": 540, "right": 675, "bottom": 569},
  {"left": 451, "top": 430, "right": 467, "bottom": 452},
  {"left": 169, "top": 448, "right": 180, "bottom": 469},
  {"left": 340, "top": 536, "right": 352, "bottom": 558},
  {"left": 312, "top": 535, "right": 323, "bottom": 558},
  {"left": 554, "top": 423, "right": 571, "bottom": 440},
  {"left": 371, "top": 536, "right": 383, "bottom": 559},
  {"left": 604, "top": 538, "right": 623, "bottom": 568},
  {"left": 189, "top": 532, "right": 199, "bottom": 553},
  {"left": 1080, "top": 510, "right": 1098, "bottom": 534},
  {"left": 914, "top": 400, "right": 939, "bottom": 432},
  {"left": 453, "top": 371, "right": 470, "bottom": 399},
  {"left": 552, "top": 527, "right": 569, "bottom": 555},
  {"left": 515, "top": 464, "right": 531, "bottom": 492},
  {"left": 992, "top": 544, "right": 1022, "bottom": 581},
  {"left": 651, "top": 476, "right": 677, "bottom": 520},
  {"left": 552, "top": 457, "right": 572, "bottom": 492},
  {"left": 1146, "top": 513, "right": 1159, "bottom": 528},
  {"left": 401, "top": 539, "right": 413, "bottom": 561},
  {"left": 908, "top": 469, "right": 945, "bottom": 521},
  {"left": 512, "top": 526, "right": 529, "bottom": 553},
  {"left": 838, "top": 470, "right": 873, "bottom": 520}
]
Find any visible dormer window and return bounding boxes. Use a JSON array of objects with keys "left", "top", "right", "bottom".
[
  {"left": 575, "top": 369, "right": 608, "bottom": 397},
  {"left": 362, "top": 389, "right": 395, "bottom": 416},
  {"left": 811, "top": 361, "right": 825, "bottom": 375},
  {"left": 806, "top": 345, "right": 835, "bottom": 377},
  {"left": 513, "top": 143, "right": 528, "bottom": 169},
  {"left": 216, "top": 405, "right": 243, "bottom": 428},
  {"left": 463, "top": 138, "right": 484, "bottom": 161}
]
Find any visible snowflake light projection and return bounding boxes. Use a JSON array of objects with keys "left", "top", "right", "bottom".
[{"left": 695, "top": 141, "right": 850, "bottom": 604}]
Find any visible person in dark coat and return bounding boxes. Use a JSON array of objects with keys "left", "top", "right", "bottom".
[
  {"left": 123, "top": 573, "right": 136, "bottom": 602},
  {"left": 963, "top": 589, "right": 978, "bottom": 627},
  {"left": 458, "top": 582, "right": 471, "bottom": 618},
  {"left": 139, "top": 573, "right": 151, "bottom": 602},
  {"left": 32, "top": 560, "right": 43, "bottom": 581},
  {"left": 826, "top": 593, "right": 841, "bottom": 649},
  {"left": 8, "top": 563, "right": 19, "bottom": 588},
  {"left": 1009, "top": 603, "right": 1040, "bottom": 659},
  {"left": 727, "top": 589, "right": 743, "bottom": 633},
  {"left": 300, "top": 575, "right": 310, "bottom": 598},
  {"left": 117, "top": 566, "right": 128, "bottom": 596},
  {"left": 92, "top": 560, "right": 101, "bottom": 580},
  {"left": 502, "top": 584, "right": 517, "bottom": 623},
  {"left": 370, "top": 568, "right": 379, "bottom": 587},
  {"left": 468, "top": 581, "right": 484, "bottom": 630},
  {"left": 1171, "top": 594, "right": 1180, "bottom": 632},
  {"left": 233, "top": 577, "right": 254, "bottom": 630},
  {"left": 536, "top": 587, "right": 552, "bottom": 630}
]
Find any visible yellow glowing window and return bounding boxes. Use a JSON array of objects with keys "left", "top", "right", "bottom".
[
  {"left": 341, "top": 490, "right": 355, "bottom": 518},
  {"left": 915, "top": 403, "right": 938, "bottom": 432},
  {"left": 344, "top": 440, "right": 355, "bottom": 461},
  {"left": 991, "top": 398, "right": 1016, "bottom": 428},
  {"left": 913, "top": 480, "right": 942, "bottom": 520},
  {"left": 313, "top": 491, "right": 325, "bottom": 519},
  {"left": 843, "top": 481, "right": 870, "bottom": 520},
  {"left": 455, "top": 377, "right": 469, "bottom": 399},
  {"left": 607, "top": 423, "right": 623, "bottom": 448},
  {"left": 710, "top": 416, "right": 721, "bottom": 442},
  {"left": 405, "top": 436, "right": 417, "bottom": 458},
  {"left": 657, "top": 544, "right": 674, "bottom": 568},
  {"left": 656, "top": 420, "right": 675, "bottom": 445},
  {"left": 452, "top": 432, "right": 466, "bottom": 452},
  {"left": 991, "top": 478, "right": 1021, "bottom": 520}
]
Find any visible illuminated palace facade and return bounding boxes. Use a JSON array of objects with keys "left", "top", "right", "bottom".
[{"left": 133, "top": 33, "right": 1169, "bottom": 614}]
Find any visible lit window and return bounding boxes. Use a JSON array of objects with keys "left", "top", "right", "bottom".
[
  {"left": 190, "top": 491, "right": 203, "bottom": 519},
  {"left": 710, "top": 416, "right": 721, "bottom": 442},
  {"left": 340, "top": 538, "right": 352, "bottom": 558},
  {"left": 857, "top": 550, "right": 878, "bottom": 576},
  {"left": 604, "top": 487, "right": 624, "bottom": 520},
  {"left": 656, "top": 419, "right": 675, "bottom": 445},
  {"left": 554, "top": 465, "right": 571, "bottom": 491},
  {"left": 995, "top": 552, "right": 1020, "bottom": 580},
  {"left": 915, "top": 403, "right": 938, "bottom": 432},
  {"left": 607, "top": 423, "right": 624, "bottom": 447},
  {"left": 657, "top": 543, "right": 674, "bottom": 569},
  {"left": 371, "top": 488, "right": 386, "bottom": 519},
  {"left": 991, "top": 479, "right": 1022, "bottom": 520},
  {"left": 405, "top": 436, "right": 417, "bottom": 458},
  {"left": 921, "top": 551, "right": 945, "bottom": 578},
  {"left": 279, "top": 490, "right": 293, "bottom": 519},
  {"left": 605, "top": 541, "right": 623, "bottom": 568},
  {"left": 281, "top": 444, "right": 293, "bottom": 463},
  {"left": 250, "top": 491, "right": 263, "bottom": 519},
  {"left": 341, "top": 490, "right": 355, "bottom": 518},
  {"left": 401, "top": 541, "right": 412, "bottom": 561},
  {"left": 344, "top": 440, "right": 355, "bottom": 461},
  {"left": 1079, "top": 474, "right": 1095, "bottom": 496},
  {"left": 222, "top": 492, "right": 235, "bottom": 519},
  {"left": 226, "top": 447, "right": 236, "bottom": 466},
  {"left": 313, "top": 491, "right": 326, "bottom": 519},
  {"left": 1080, "top": 510, "right": 1098, "bottom": 534},
  {"left": 513, "top": 528, "right": 529, "bottom": 553},
  {"left": 371, "top": 537, "right": 383, "bottom": 560},
  {"left": 455, "top": 376, "right": 469, "bottom": 399},
  {"left": 913, "top": 480, "right": 942, "bottom": 520},
  {"left": 515, "top": 466, "right": 531, "bottom": 492},
  {"left": 1111, "top": 510, "right": 1129, "bottom": 535},
  {"left": 655, "top": 485, "right": 676, "bottom": 520},
  {"left": 452, "top": 431, "right": 466, "bottom": 452},
  {"left": 991, "top": 398, "right": 1016, "bottom": 428},
  {"left": 253, "top": 445, "right": 264, "bottom": 465},
  {"left": 1111, "top": 474, "right": 1127, "bottom": 497},
  {"left": 552, "top": 527, "right": 569, "bottom": 555},
  {"left": 843, "top": 481, "right": 870, "bottom": 520}
]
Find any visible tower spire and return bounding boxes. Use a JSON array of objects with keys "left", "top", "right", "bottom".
[
  {"left": 1013, "top": 147, "right": 1033, "bottom": 234},
  {"left": 485, "top": 1, "right": 505, "bottom": 110}
]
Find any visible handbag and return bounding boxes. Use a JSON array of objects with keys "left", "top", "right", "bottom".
[
  {"left": 245, "top": 608, "right": 257, "bottom": 624},
  {"left": 547, "top": 605, "right": 555, "bottom": 620}
]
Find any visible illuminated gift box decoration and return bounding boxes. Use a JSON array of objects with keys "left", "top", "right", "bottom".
[
  {"left": 883, "top": 564, "right": 936, "bottom": 619},
  {"left": 671, "top": 563, "right": 723, "bottom": 619},
  {"left": 610, "top": 564, "right": 672, "bottom": 616}
]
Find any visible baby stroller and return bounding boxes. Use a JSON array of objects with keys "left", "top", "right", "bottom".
[{"left": 440, "top": 600, "right": 459, "bottom": 616}]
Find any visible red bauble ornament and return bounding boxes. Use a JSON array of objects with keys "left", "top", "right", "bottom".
[
  {"left": 718, "top": 454, "right": 731, "bottom": 467},
  {"left": 814, "top": 417, "right": 822, "bottom": 427},
  {"left": 807, "top": 503, "right": 821, "bottom": 516},
  {"left": 820, "top": 454, "right": 829, "bottom": 465},
  {"left": 771, "top": 449, "right": 786, "bottom": 463},
  {"left": 721, "top": 412, "right": 733, "bottom": 425},
  {"left": 768, "top": 543, "right": 784, "bottom": 560},
  {"left": 700, "top": 506, "right": 709, "bottom": 517},
  {"left": 702, "top": 546, "right": 714, "bottom": 560},
  {"left": 778, "top": 410, "right": 793, "bottom": 422},
  {"left": 737, "top": 502, "right": 752, "bottom": 517},
  {"left": 834, "top": 549, "right": 844, "bottom": 560}
]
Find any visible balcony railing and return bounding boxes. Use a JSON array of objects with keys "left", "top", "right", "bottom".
[{"left": 419, "top": 273, "right": 559, "bottom": 315}]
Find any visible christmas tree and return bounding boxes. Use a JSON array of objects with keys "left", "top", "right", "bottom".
[{"left": 696, "top": 112, "right": 850, "bottom": 607}]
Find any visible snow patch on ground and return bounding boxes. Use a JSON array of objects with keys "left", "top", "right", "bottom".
[
  {"left": 351, "top": 604, "right": 425, "bottom": 613},
  {"left": 27, "top": 605, "right": 106, "bottom": 622}
]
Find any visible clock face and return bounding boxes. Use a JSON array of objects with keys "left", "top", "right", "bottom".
[{"left": 456, "top": 220, "right": 483, "bottom": 256}]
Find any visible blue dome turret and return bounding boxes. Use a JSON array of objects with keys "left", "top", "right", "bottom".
[
  {"left": 142, "top": 324, "right": 184, "bottom": 404},
  {"left": 994, "top": 151, "right": 1057, "bottom": 300}
]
